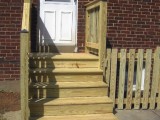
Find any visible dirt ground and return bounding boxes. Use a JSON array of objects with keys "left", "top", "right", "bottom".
[{"left": 0, "top": 111, "right": 21, "bottom": 120}]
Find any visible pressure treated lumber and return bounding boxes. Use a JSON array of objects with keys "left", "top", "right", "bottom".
[
  {"left": 30, "top": 74, "right": 103, "bottom": 82},
  {"left": 29, "top": 53, "right": 99, "bottom": 60},
  {"left": 30, "top": 81, "right": 108, "bottom": 88},
  {"left": 104, "top": 49, "right": 111, "bottom": 84},
  {"left": 150, "top": 47, "right": 160, "bottom": 109},
  {"left": 142, "top": 49, "right": 152, "bottom": 109},
  {"left": 30, "top": 59, "right": 98, "bottom": 68},
  {"left": 21, "top": 0, "right": 31, "bottom": 120},
  {"left": 126, "top": 49, "right": 135, "bottom": 109},
  {"left": 118, "top": 49, "right": 126, "bottom": 109},
  {"left": 30, "top": 113, "right": 118, "bottom": 120},
  {"left": 30, "top": 97, "right": 113, "bottom": 116},
  {"left": 30, "top": 81, "right": 108, "bottom": 98},
  {"left": 30, "top": 68, "right": 103, "bottom": 74},
  {"left": 134, "top": 49, "right": 143, "bottom": 109},
  {"left": 109, "top": 49, "right": 117, "bottom": 106}
]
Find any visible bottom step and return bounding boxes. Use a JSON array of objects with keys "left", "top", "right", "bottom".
[{"left": 30, "top": 113, "right": 118, "bottom": 120}]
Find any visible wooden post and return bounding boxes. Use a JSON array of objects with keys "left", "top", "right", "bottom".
[
  {"left": 20, "top": 31, "right": 30, "bottom": 120},
  {"left": 99, "top": 1, "right": 107, "bottom": 69},
  {"left": 21, "top": 0, "right": 31, "bottom": 119}
]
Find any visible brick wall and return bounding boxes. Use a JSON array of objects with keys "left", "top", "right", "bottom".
[
  {"left": 78, "top": 0, "right": 160, "bottom": 52},
  {"left": 0, "top": 0, "right": 23, "bottom": 113},
  {"left": 0, "top": 0, "right": 23, "bottom": 81}
]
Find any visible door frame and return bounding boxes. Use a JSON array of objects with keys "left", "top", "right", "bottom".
[{"left": 37, "top": 0, "right": 78, "bottom": 50}]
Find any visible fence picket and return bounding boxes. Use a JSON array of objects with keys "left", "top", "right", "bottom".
[
  {"left": 134, "top": 49, "right": 144, "bottom": 109},
  {"left": 142, "top": 49, "right": 152, "bottom": 109},
  {"left": 109, "top": 49, "right": 118, "bottom": 106},
  {"left": 126, "top": 49, "right": 135, "bottom": 109},
  {"left": 118, "top": 49, "right": 126, "bottom": 109},
  {"left": 105, "top": 49, "right": 111, "bottom": 85},
  {"left": 150, "top": 47, "right": 160, "bottom": 109},
  {"left": 157, "top": 47, "right": 160, "bottom": 109}
]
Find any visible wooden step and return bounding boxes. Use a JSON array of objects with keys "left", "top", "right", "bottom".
[
  {"left": 30, "top": 53, "right": 99, "bottom": 68},
  {"left": 30, "top": 68, "right": 103, "bottom": 74},
  {"left": 29, "top": 53, "right": 99, "bottom": 60},
  {"left": 30, "top": 113, "right": 118, "bottom": 120},
  {"left": 29, "top": 97, "right": 113, "bottom": 116},
  {"left": 30, "top": 68, "right": 103, "bottom": 82},
  {"left": 30, "top": 82, "right": 108, "bottom": 98},
  {"left": 30, "top": 73, "right": 103, "bottom": 82}
]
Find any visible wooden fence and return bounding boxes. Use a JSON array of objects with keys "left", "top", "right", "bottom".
[
  {"left": 104, "top": 47, "right": 160, "bottom": 109},
  {"left": 85, "top": 0, "right": 107, "bottom": 69}
]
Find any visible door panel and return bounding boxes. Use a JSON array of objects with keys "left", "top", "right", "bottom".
[
  {"left": 44, "top": 11, "right": 56, "bottom": 41},
  {"left": 60, "top": 11, "right": 72, "bottom": 41}
]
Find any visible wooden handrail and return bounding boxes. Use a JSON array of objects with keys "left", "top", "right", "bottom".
[
  {"left": 20, "top": 0, "right": 31, "bottom": 120},
  {"left": 85, "top": 0, "right": 107, "bottom": 69}
]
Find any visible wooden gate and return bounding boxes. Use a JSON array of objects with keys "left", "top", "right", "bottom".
[{"left": 104, "top": 47, "right": 160, "bottom": 109}]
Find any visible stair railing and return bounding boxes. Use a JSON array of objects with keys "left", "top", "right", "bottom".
[
  {"left": 85, "top": 0, "right": 107, "bottom": 69},
  {"left": 20, "top": 0, "right": 31, "bottom": 120}
]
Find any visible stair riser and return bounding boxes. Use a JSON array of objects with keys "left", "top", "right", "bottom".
[
  {"left": 30, "top": 74, "right": 103, "bottom": 82},
  {"left": 30, "top": 88, "right": 108, "bottom": 98},
  {"left": 30, "top": 103, "right": 113, "bottom": 116},
  {"left": 30, "top": 114, "right": 118, "bottom": 120},
  {"left": 30, "top": 60, "right": 98, "bottom": 68}
]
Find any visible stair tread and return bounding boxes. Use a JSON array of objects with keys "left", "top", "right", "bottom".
[
  {"left": 30, "top": 81, "right": 108, "bottom": 88},
  {"left": 30, "top": 68, "right": 103, "bottom": 73},
  {"left": 30, "top": 53, "right": 99, "bottom": 60},
  {"left": 30, "top": 113, "right": 118, "bottom": 120},
  {"left": 29, "top": 96, "right": 112, "bottom": 105}
]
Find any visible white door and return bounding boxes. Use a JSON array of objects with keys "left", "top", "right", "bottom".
[{"left": 39, "top": 0, "right": 77, "bottom": 46}]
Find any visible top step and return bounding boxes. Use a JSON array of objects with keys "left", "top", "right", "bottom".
[{"left": 29, "top": 53, "right": 99, "bottom": 60}]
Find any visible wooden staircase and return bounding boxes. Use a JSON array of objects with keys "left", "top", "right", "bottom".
[{"left": 29, "top": 53, "right": 118, "bottom": 120}]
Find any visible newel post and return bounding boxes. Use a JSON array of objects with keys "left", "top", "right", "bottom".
[
  {"left": 20, "top": 30, "right": 30, "bottom": 120},
  {"left": 99, "top": 0, "right": 107, "bottom": 69}
]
